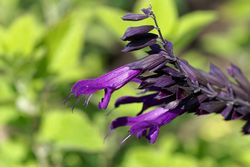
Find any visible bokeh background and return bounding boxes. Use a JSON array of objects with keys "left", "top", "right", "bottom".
[{"left": 0, "top": 0, "right": 250, "bottom": 166}]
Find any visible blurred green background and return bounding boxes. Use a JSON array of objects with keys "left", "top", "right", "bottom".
[{"left": 0, "top": 0, "right": 250, "bottom": 167}]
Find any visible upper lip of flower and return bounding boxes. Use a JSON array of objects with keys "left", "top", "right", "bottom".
[
  {"left": 71, "top": 66, "right": 141, "bottom": 110},
  {"left": 70, "top": 51, "right": 169, "bottom": 110}
]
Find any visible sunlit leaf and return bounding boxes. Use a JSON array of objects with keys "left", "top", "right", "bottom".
[
  {"left": 182, "top": 50, "right": 209, "bottom": 70},
  {"left": 201, "top": 34, "right": 239, "bottom": 56},
  {"left": 0, "top": 78, "right": 15, "bottom": 101},
  {"left": 46, "top": 10, "right": 92, "bottom": 81},
  {"left": 0, "top": 0, "right": 19, "bottom": 24},
  {"left": 174, "top": 11, "right": 217, "bottom": 52},
  {"left": 2, "top": 15, "right": 44, "bottom": 57},
  {"left": 0, "top": 140, "right": 28, "bottom": 166},
  {"left": 120, "top": 135, "right": 198, "bottom": 167},
  {"left": 0, "top": 106, "right": 17, "bottom": 125},
  {"left": 96, "top": 6, "right": 127, "bottom": 38},
  {"left": 0, "top": 27, "right": 6, "bottom": 55},
  {"left": 37, "top": 110, "right": 105, "bottom": 152}
]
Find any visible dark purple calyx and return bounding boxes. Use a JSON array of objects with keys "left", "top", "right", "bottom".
[
  {"left": 122, "top": 33, "right": 158, "bottom": 52},
  {"left": 122, "top": 13, "right": 149, "bottom": 21},
  {"left": 121, "top": 25, "right": 155, "bottom": 41}
]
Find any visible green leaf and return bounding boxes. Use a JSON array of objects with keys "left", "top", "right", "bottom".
[
  {"left": 0, "top": 78, "right": 15, "bottom": 101},
  {"left": 201, "top": 34, "right": 239, "bottom": 56},
  {"left": 0, "top": 27, "right": 6, "bottom": 55},
  {"left": 96, "top": 6, "right": 127, "bottom": 38},
  {"left": 2, "top": 15, "right": 44, "bottom": 57},
  {"left": 46, "top": 10, "right": 91, "bottom": 81},
  {"left": 0, "top": 140, "right": 28, "bottom": 166},
  {"left": 182, "top": 50, "right": 209, "bottom": 70},
  {"left": 37, "top": 109, "right": 105, "bottom": 152},
  {"left": 222, "top": 0, "right": 250, "bottom": 21},
  {"left": 0, "top": 0, "right": 19, "bottom": 24},
  {"left": 134, "top": 0, "right": 178, "bottom": 38},
  {"left": 120, "top": 135, "right": 198, "bottom": 167},
  {"left": 0, "top": 106, "right": 17, "bottom": 126},
  {"left": 174, "top": 11, "right": 217, "bottom": 52}
]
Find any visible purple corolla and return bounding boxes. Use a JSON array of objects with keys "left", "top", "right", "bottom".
[
  {"left": 111, "top": 107, "right": 185, "bottom": 144},
  {"left": 71, "top": 66, "right": 141, "bottom": 109}
]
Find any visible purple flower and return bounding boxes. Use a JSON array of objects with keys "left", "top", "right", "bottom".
[
  {"left": 70, "top": 51, "right": 168, "bottom": 110},
  {"left": 68, "top": 5, "right": 250, "bottom": 144},
  {"left": 110, "top": 107, "right": 185, "bottom": 144},
  {"left": 71, "top": 66, "right": 141, "bottom": 109}
]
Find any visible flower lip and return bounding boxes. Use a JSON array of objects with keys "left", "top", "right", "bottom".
[
  {"left": 71, "top": 66, "right": 141, "bottom": 109},
  {"left": 110, "top": 107, "right": 185, "bottom": 144}
]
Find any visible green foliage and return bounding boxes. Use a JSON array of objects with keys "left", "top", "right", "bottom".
[
  {"left": 0, "top": 15, "right": 44, "bottom": 57},
  {"left": 37, "top": 110, "right": 105, "bottom": 152},
  {"left": 0, "top": 0, "right": 249, "bottom": 167},
  {"left": 200, "top": 0, "right": 250, "bottom": 74},
  {"left": 96, "top": 6, "right": 127, "bottom": 38},
  {"left": 120, "top": 136, "right": 194, "bottom": 167},
  {"left": 173, "top": 11, "right": 216, "bottom": 52},
  {"left": 45, "top": 10, "right": 92, "bottom": 81}
]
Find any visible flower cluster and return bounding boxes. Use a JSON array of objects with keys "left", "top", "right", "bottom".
[{"left": 70, "top": 7, "right": 250, "bottom": 144}]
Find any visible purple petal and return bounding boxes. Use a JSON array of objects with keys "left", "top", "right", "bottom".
[
  {"left": 98, "top": 88, "right": 114, "bottom": 109},
  {"left": 121, "top": 25, "right": 155, "bottom": 41},
  {"left": 147, "top": 126, "right": 160, "bottom": 144},
  {"left": 122, "top": 13, "right": 149, "bottom": 21},
  {"left": 71, "top": 79, "right": 101, "bottom": 96},
  {"left": 111, "top": 107, "right": 184, "bottom": 144},
  {"left": 111, "top": 108, "right": 167, "bottom": 130},
  {"left": 115, "top": 93, "right": 174, "bottom": 114},
  {"left": 115, "top": 93, "right": 157, "bottom": 108},
  {"left": 71, "top": 66, "right": 141, "bottom": 109},
  {"left": 130, "top": 122, "right": 157, "bottom": 138},
  {"left": 110, "top": 117, "right": 131, "bottom": 129},
  {"left": 95, "top": 66, "right": 140, "bottom": 88}
]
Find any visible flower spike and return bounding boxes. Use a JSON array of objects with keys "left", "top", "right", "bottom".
[{"left": 69, "top": 5, "right": 250, "bottom": 144}]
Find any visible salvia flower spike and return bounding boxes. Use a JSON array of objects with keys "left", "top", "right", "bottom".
[{"left": 70, "top": 6, "right": 250, "bottom": 144}]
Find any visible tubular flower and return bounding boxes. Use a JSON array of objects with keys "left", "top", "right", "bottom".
[
  {"left": 71, "top": 66, "right": 141, "bottom": 109},
  {"left": 71, "top": 53, "right": 168, "bottom": 110},
  {"left": 111, "top": 107, "right": 185, "bottom": 144},
  {"left": 69, "top": 6, "right": 250, "bottom": 143}
]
